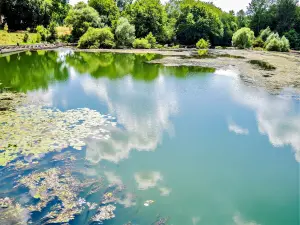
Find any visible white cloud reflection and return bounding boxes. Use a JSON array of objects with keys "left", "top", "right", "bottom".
[
  {"left": 233, "top": 213, "right": 260, "bottom": 225},
  {"left": 228, "top": 121, "right": 249, "bottom": 135},
  {"left": 81, "top": 75, "right": 178, "bottom": 164},
  {"left": 134, "top": 171, "right": 163, "bottom": 190}
]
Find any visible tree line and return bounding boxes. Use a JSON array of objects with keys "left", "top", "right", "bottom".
[{"left": 0, "top": 0, "right": 299, "bottom": 49}]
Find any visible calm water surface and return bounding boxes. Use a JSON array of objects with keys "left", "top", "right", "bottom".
[{"left": 0, "top": 49, "right": 299, "bottom": 225}]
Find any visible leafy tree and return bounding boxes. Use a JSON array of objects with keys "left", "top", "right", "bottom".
[
  {"left": 236, "top": 10, "right": 248, "bottom": 28},
  {"left": 115, "top": 17, "right": 135, "bottom": 47},
  {"left": 219, "top": 11, "right": 238, "bottom": 46},
  {"left": 247, "top": 0, "right": 273, "bottom": 35},
  {"left": 276, "top": 0, "right": 298, "bottom": 34},
  {"left": 88, "top": 0, "right": 119, "bottom": 26},
  {"left": 78, "top": 27, "right": 115, "bottom": 49},
  {"left": 176, "top": 0, "right": 223, "bottom": 45},
  {"left": 284, "top": 29, "right": 300, "bottom": 49},
  {"left": 232, "top": 27, "right": 255, "bottom": 49},
  {"left": 259, "top": 26, "right": 271, "bottom": 41},
  {"left": 125, "top": 0, "right": 167, "bottom": 42},
  {"left": 116, "top": 0, "right": 132, "bottom": 11},
  {"left": 36, "top": 25, "right": 50, "bottom": 42},
  {"left": 65, "top": 2, "right": 103, "bottom": 40},
  {"left": 47, "top": 22, "right": 58, "bottom": 42}
]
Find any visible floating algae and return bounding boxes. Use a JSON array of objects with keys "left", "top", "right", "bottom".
[
  {"left": 19, "top": 168, "right": 84, "bottom": 224},
  {"left": 0, "top": 105, "right": 116, "bottom": 166},
  {"left": 92, "top": 204, "right": 116, "bottom": 222},
  {"left": 0, "top": 198, "right": 29, "bottom": 225}
]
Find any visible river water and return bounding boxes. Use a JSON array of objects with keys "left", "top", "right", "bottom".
[{"left": 0, "top": 49, "right": 299, "bottom": 225}]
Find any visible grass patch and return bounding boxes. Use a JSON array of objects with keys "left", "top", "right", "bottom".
[
  {"left": 248, "top": 60, "right": 276, "bottom": 70},
  {"left": 56, "top": 26, "right": 72, "bottom": 37},
  {"left": 0, "top": 30, "right": 38, "bottom": 45},
  {"left": 218, "top": 54, "right": 245, "bottom": 59}
]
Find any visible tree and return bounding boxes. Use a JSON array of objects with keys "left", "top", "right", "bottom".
[
  {"left": 145, "top": 32, "right": 156, "bottom": 48},
  {"left": 176, "top": 0, "right": 223, "bottom": 45},
  {"left": 65, "top": 2, "right": 103, "bottom": 40},
  {"left": 232, "top": 27, "right": 255, "bottom": 49},
  {"left": 0, "top": 0, "right": 69, "bottom": 30},
  {"left": 115, "top": 17, "right": 135, "bottom": 47},
  {"left": 116, "top": 0, "right": 132, "bottom": 11},
  {"left": 124, "top": 0, "right": 167, "bottom": 42},
  {"left": 247, "top": 0, "right": 273, "bottom": 35},
  {"left": 237, "top": 10, "right": 248, "bottom": 28},
  {"left": 88, "top": 0, "right": 119, "bottom": 26},
  {"left": 276, "top": 0, "right": 298, "bottom": 34}
]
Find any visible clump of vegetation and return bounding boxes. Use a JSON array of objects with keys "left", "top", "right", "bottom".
[
  {"left": 36, "top": 25, "right": 50, "bottom": 42},
  {"left": 115, "top": 17, "right": 135, "bottom": 48},
  {"left": 249, "top": 60, "right": 276, "bottom": 70},
  {"left": 232, "top": 27, "right": 255, "bottom": 49},
  {"left": 4, "top": 23, "right": 8, "bottom": 32},
  {"left": 132, "top": 38, "right": 151, "bottom": 49},
  {"left": 145, "top": 32, "right": 157, "bottom": 48},
  {"left": 265, "top": 32, "right": 290, "bottom": 52},
  {"left": 47, "top": 22, "right": 58, "bottom": 43},
  {"left": 23, "top": 32, "right": 29, "bottom": 43},
  {"left": 259, "top": 27, "right": 272, "bottom": 42},
  {"left": 252, "top": 37, "right": 264, "bottom": 48},
  {"left": 196, "top": 38, "right": 210, "bottom": 49},
  {"left": 78, "top": 27, "right": 115, "bottom": 49},
  {"left": 197, "top": 49, "right": 209, "bottom": 57},
  {"left": 218, "top": 54, "right": 245, "bottom": 59}
]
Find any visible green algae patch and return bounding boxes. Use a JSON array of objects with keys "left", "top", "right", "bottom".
[
  {"left": 248, "top": 60, "right": 276, "bottom": 71},
  {"left": 0, "top": 104, "right": 116, "bottom": 166}
]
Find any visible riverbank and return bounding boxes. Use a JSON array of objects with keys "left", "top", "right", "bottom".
[{"left": 78, "top": 48, "right": 300, "bottom": 94}]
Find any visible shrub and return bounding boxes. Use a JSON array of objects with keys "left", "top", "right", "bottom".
[
  {"left": 23, "top": 32, "right": 29, "bottom": 43},
  {"left": 265, "top": 32, "right": 290, "bottom": 52},
  {"left": 196, "top": 38, "right": 210, "bottom": 49},
  {"left": 36, "top": 25, "right": 50, "bottom": 42},
  {"left": 155, "top": 44, "right": 164, "bottom": 49},
  {"left": 215, "top": 46, "right": 223, "bottom": 49},
  {"left": 4, "top": 23, "right": 8, "bottom": 32},
  {"left": 171, "top": 45, "right": 180, "bottom": 49},
  {"left": 259, "top": 27, "right": 271, "bottom": 42},
  {"left": 115, "top": 17, "right": 135, "bottom": 48},
  {"left": 36, "top": 33, "right": 42, "bottom": 43},
  {"left": 197, "top": 49, "right": 209, "bottom": 57},
  {"left": 132, "top": 38, "right": 151, "bottom": 49},
  {"left": 47, "top": 22, "right": 58, "bottom": 43},
  {"left": 232, "top": 27, "right": 255, "bottom": 49},
  {"left": 145, "top": 32, "right": 156, "bottom": 48},
  {"left": 78, "top": 27, "right": 115, "bottom": 49},
  {"left": 252, "top": 37, "right": 264, "bottom": 48}
]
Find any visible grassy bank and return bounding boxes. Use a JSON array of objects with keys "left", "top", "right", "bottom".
[{"left": 0, "top": 31, "right": 39, "bottom": 45}]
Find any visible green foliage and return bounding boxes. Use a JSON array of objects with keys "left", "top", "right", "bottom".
[
  {"left": 65, "top": 2, "right": 103, "bottom": 40},
  {"left": 197, "top": 49, "right": 209, "bottom": 57},
  {"left": 232, "top": 27, "right": 255, "bottom": 49},
  {"left": 88, "top": 0, "right": 120, "bottom": 26},
  {"left": 125, "top": 0, "right": 167, "bottom": 42},
  {"left": 259, "top": 26, "right": 271, "bottom": 42},
  {"left": 284, "top": 29, "right": 300, "bottom": 49},
  {"left": 0, "top": 0, "right": 69, "bottom": 30},
  {"left": 47, "top": 22, "right": 58, "bottom": 43},
  {"left": 196, "top": 39, "right": 210, "bottom": 49},
  {"left": 78, "top": 27, "right": 115, "bottom": 49},
  {"left": 145, "top": 32, "right": 157, "bottom": 48},
  {"left": 115, "top": 17, "right": 135, "bottom": 47},
  {"left": 236, "top": 10, "right": 248, "bottom": 28},
  {"left": 132, "top": 38, "right": 151, "bottom": 49},
  {"left": 36, "top": 33, "right": 42, "bottom": 43},
  {"left": 265, "top": 32, "right": 290, "bottom": 52},
  {"left": 23, "top": 32, "right": 29, "bottom": 43},
  {"left": 176, "top": 0, "right": 224, "bottom": 45},
  {"left": 36, "top": 25, "right": 50, "bottom": 42},
  {"left": 253, "top": 47, "right": 265, "bottom": 51},
  {"left": 4, "top": 23, "right": 8, "bottom": 32},
  {"left": 252, "top": 37, "right": 264, "bottom": 48}
]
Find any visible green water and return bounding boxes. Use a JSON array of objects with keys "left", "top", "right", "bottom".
[{"left": 0, "top": 49, "right": 299, "bottom": 225}]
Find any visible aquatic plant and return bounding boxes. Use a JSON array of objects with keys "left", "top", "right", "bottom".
[
  {"left": 92, "top": 204, "right": 116, "bottom": 222},
  {"left": 0, "top": 198, "right": 29, "bottom": 225},
  {"left": 0, "top": 104, "right": 116, "bottom": 166}
]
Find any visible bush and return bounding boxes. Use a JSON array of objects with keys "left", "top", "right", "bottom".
[
  {"left": 36, "top": 33, "right": 42, "bottom": 43},
  {"left": 252, "top": 37, "right": 264, "bottom": 48},
  {"left": 155, "top": 44, "right": 164, "bottom": 49},
  {"left": 78, "top": 27, "right": 115, "bottom": 49},
  {"left": 23, "top": 32, "right": 29, "bottom": 43},
  {"left": 196, "top": 38, "right": 210, "bottom": 49},
  {"left": 115, "top": 17, "right": 135, "bottom": 48},
  {"left": 259, "top": 27, "right": 271, "bottom": 42},
  {"left": 4, "top": 23, "right": 8, "bottom": 32},
  {"left": 197, "top": 49, "right": 209, "bottom": 57},
  {"left": 232, "top": 27, "right": 255, "bottom": 49},
  {"left": 47, "top": 22, "right": 58, "bottom": 43},
  {"left": 36, "top": 25, "right": 50, "bottom": 42},
  {"left": 253, "top": 47, "right": 264, "bottom": 51},
  {"left": 132, "top": 38, "right": 151, "bottom": 49},
  {"left": 145, "top": 32, "right": 156, "bottom": 48},
  {"left": 265, "top": 32, "right": 290, "bottom": 52}
]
